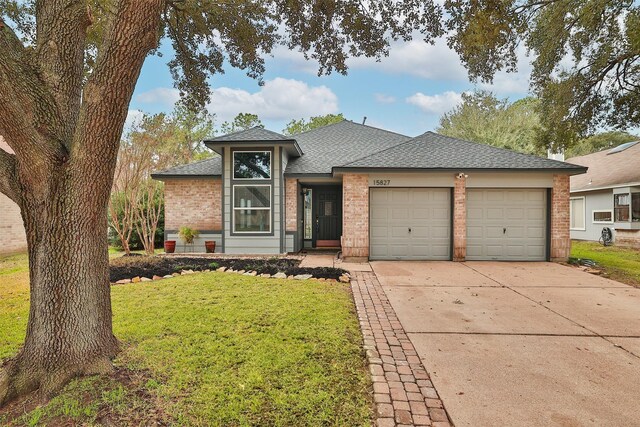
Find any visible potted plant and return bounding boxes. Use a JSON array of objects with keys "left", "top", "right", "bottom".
[
  {"left": 178, "top": 226, "right": 199, "bottom": 252},
  {"left": 164, "top": 240, "right": 176, "bottom": 253},
  {"left": 205, "top": 240, "right": 216, "bottom": 253}
]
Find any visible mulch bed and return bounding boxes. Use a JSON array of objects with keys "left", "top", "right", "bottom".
[{"left": 109, "top": 256, "right": 347, "bottom": 282}]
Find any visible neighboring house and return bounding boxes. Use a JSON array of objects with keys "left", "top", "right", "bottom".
[
  {"left": 152, "top": 120, "right": 586, "bottom": 261},
  {"left": 566, "top": 141, "right": 640, "bottom": 248},
  {"left": 0, "top": 136, "right": 27, "bottom": 255}
]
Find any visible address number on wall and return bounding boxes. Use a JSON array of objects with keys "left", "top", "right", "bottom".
[{"left": 373, "top": 179, "right": 391, "bottom": 186}]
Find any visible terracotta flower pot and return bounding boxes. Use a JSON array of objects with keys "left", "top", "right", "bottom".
[
  {"left": 205, "top": 241, "right": 216, "bottom": 253},
  {"left": 164, "top": 240, "right": 176, "bottom": 253}
]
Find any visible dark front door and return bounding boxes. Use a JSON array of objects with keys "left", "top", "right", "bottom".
[{"left": 314, "top": 186, "right": 342, "bottom": 247}]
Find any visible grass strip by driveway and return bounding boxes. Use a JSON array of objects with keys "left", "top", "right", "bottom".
[
  {"left": 0, "top": 253, "right": 372, "bottom": 426},
  {"left": 571, "top": 240, "right": 640, "bottom": 287}
]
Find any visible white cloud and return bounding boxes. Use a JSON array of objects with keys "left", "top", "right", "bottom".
[
  {"left": 124, "top": 109, "right": 145, "bottom": 131},
  {"left": 134, "top": 78, "right": 339, "bottom": 123},
  {"left": 349, "top": 37, "right": 468, "bottom": 81},
  {"left": 207, "top": 77, "right": 338, "bottom": 122},
  {"left": 374, "top": 93, "right": 396, "bottom": 104},
  {"left": 135, "top": 87, "right": 180, "bottom": 106},
  {"left": 406, "top": 91, "right": 463, "bottom": 115}
]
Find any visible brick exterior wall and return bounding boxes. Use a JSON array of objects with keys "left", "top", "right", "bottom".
[
  {"left": 551, "top": 174, "right": 571, "bottom": 261},
  {"left": 615, "top": 229, "right": 640, "bottom": 248},
  {"left": 164, "top": 178, "right": 222, "bottom": 231},
  {"left": 0, "top": 193, "right": 27, "bottom": 255},
  {"left": 285, "top": 178, "right": 298, "bottom": 232},
  {"left": 0, "top": 136, "right": 26, "bottom": 254},
  {"left": 453, "top": 175, "right": 466, "bottom": 261},
  {"left": 342, "top": 174, "right": 369, "bottom": 259}
]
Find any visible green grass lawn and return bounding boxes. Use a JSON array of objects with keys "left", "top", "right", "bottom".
[
  {"left": 0, "top": 253, "right": 372, "bottom": 426},
  {"left": 571, "top": 240, "right": 640, "bottom": 287}
]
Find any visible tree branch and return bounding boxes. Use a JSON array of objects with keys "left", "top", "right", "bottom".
[
  {"left": 0, "top": 146, "right": 21, "bottom": 205},
  {"left": 0, "top": 17, "right": 68, "bottom": 163},
  {"left": 35, "top": 0, "right": 92, "bottom": 144},
  {"left": 70, "top": 0, "right": 164, "bottom": 186}
]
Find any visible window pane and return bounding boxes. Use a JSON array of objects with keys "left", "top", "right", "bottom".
[
  {"left": 234, "top": 210, "right": 270, "bottom": 233},
  {"left": 633, "top": 193, "right": 640, "bottom": 222},
  {"left": 234, "top": 186, "right": 270, "bottom": 208},
  {"left": 234, "top": 152, "right": 271, "bottom": 179},
  {"left": 303, "top": 189, "right": 312, "bottom": 239},
  {"left": 593, "top": 211, "right": 612, "bottom": 222},
  {"left": 570, "top": 199, "right": 585, "bottom": 229},
  {"left": 614, "top": 194, "right": 630, "bottom": 222}
]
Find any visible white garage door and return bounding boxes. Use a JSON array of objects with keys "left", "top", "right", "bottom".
[
  {"left": 467, "top": 189, "right": 547, "bottom": 261},
  {"left": 370, "top": 188, "right": 451, "bottom": 260}
]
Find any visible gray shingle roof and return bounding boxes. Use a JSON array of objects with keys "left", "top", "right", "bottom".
[
  {"left": 207, "top": 127, "right": 290, "bottom": 142},
  {"left": 151, "top": 156, "right": 221, "bottom": 178},
  {"left": 285, "top": 120, "right": 410, "bottom": 175},
  {"left": 336, "top": 131, "right": 587, "bottom": 172},
  {"left": 567, "top": 141, "right": 640, "bottom": 191}
]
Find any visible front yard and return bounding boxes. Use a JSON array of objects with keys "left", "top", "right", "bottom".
[
  {"left": 571, "top": 240, "right": 640, "bottom": 287},
  {"left": 0, "top": 253, "right": 372, "bottom": 426}
]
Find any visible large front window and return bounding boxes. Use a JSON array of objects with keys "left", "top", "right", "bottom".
[
  {"left": 233, "top": 151, "right": 271, "bottom": 179},
  {"left": 233, "top": 185, "right": 271, "bottom": 233}
]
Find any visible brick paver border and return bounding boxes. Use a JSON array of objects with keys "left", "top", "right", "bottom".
[{"left": 351, "top": 271, "right": 452, "bottom": 427}]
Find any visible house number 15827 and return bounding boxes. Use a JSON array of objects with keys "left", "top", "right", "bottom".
[{"left": 373, "top": 179, "right": 391, "bottom": 186}]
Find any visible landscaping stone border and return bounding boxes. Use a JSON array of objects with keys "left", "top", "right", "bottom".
[
  {"left": 351, "top": 272, "right": 452, "bottom": 427},
  {"left": 112, "top": 267, "right": 351, "bottom": 285}
]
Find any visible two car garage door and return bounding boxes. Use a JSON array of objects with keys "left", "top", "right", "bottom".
[{"left": 369, "top": 188, "right": 547, "bottom": 261}]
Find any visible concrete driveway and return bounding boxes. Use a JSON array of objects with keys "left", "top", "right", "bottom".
[{"left": 371, "top": 261, "right": 640, "bottom": 427}]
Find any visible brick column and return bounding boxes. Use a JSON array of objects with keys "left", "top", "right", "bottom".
[
  {"left": 550, "top": 174, "right": 571, "bottom": 262},
  {"left": 285, "top": 178, "right": 298, "bottom": 232},
  {"left": 453, "top": 175, "right": 467, "bottom": 261},
  {"left": 342, "top": 174, "right": 369, "bottom": 261}
]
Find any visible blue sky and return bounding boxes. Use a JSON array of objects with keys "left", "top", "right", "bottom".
[{"left": 128, "top": 36, "right": 533, "bottom": 137}]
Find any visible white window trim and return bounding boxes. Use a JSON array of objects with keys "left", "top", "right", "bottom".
[
  {"left": 232, "top": 184, "right": 272, "bottom": 234},
  {"left": 570, "top": 196, "right": 586, "bottom": 231},
  {"left": 592, "top": 209, "right": 614, "bottom": 224},
  {"left": 232, "top": 150, "right": 272, "bottom": 180}
]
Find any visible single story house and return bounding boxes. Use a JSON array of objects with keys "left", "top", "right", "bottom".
[
  {"left": 152, "top": 120, "right": 586, "bottom": 261},
  {"left": 566, "top": 141, "right": 640, "bottom": 248},
  {"left": 0, "top": 136, "right": 27, "bottom": 255}
]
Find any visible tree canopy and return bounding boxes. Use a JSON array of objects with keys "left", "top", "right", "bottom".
[
  {"left": 220, "top": 113, "right": 263, "bottom": 134},
  {"left": 438, "top": 91, "right": 544, "bottom": 155},
  {"left": 283, "top": 113, "right": 345, "bottom": 135},
  {"left": 445, "top": 0, "right": 639, "bottom": 149},
  {"left": 565, "top": 131, "right": 638, "bottom": 158}
]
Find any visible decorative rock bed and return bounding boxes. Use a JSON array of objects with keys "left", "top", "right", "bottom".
[{"left": 110, "top": 256, "right": 350, "bottom": 285}]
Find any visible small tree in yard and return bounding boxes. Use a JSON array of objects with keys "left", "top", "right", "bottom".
[{"left": 0, "top": 0, "right": 444, "bottom": 405}]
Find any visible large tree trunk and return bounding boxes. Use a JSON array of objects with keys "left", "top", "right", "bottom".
[
  {"left": 0, "top": 167, "right": 118, "bottom": 402},
  {"left": 0, "top": 0, "right": 164, "bottom": 406}
]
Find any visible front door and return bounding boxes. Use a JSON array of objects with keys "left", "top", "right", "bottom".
[{"left": 314, "top": 186, "right": 342, "bottom": 247}]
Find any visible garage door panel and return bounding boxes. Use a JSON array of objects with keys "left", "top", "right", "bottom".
[
  {"left": 527, "top": 207, "right": 545, "bottom": 220},
  {"left": 370, "top": 188, "right": 451, "bottom": 260},
  {"left": 412, "top": 208, "right": 430, "bottom": 220},
  {"left": 467, "top": 189, "right": 547, "bottom": 261},
  {"left": 391, "top": 190, "right": 410, "bottom": 203}
]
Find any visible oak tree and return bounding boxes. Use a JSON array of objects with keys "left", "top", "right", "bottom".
[
  {"left": 445, "top": 0, "right": 639, "bottom": 150},
  {"left": 438, "top": 91, "right": 544, "bottom": 155},
  {"left": 0, "top": 0, "right": 444, "bottom": 404}
]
